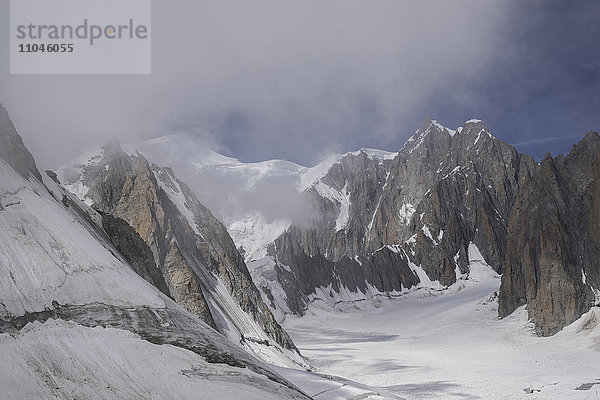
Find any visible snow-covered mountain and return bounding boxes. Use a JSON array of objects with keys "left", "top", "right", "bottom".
[
  {"left": 0, "top": 104, "right": 309, "bottom": 399},
  {"left": 3, "top": 104, "right": 406, "bottom": 400},
  {"left": 126, "top": 119, "right": 600, "bottom": 338},
  {"left": 57, "top": 141, "right": 306, "bottom": 369},
  {"left": 3, "top": 99, "right": 600, "bottom": 398},
  {"left": 124, "top": 134, "right": 396, "bottom": 262}
]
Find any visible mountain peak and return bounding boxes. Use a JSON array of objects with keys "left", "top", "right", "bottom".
[
  {"left": 583, "top": 130, "right": 600, "bottom": 143},
  {"left": 401, "top": 118, "right": 455, "bottom": 154},
  {"left": 417, "top": 117, "right": 444, "bottom": 132},
  {"left": 542, "top": 151, "right": 553, "bottom": 161},
  {"left": 566, "top": 131, "right": 600, "bottom": 162},
  {"left": 458, "top": 118, "right": 497, "bottom": 144},
  {"left": 0, "top": 105, "right": 42, "bottom": 181}
]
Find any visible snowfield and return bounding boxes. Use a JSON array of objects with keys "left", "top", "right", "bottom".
[
  {"left": 0, "top": 159, "right": 166, "bottom": 316},
  {"left": 284, "top": 277, "right": 600, "bottom": 399},
  {"left": 0, "top": 319, "right": 304, "bottom": 400}
]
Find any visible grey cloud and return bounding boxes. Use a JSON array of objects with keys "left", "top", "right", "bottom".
[
  {"left": 4, "top": 0, "right": 598, "bottom": 227},
  {"left": 179, "top": 165, "right": 314, "bottom": 224},
  {"left": 512, "top": 134, "right": 584, "bottom": 148},
  {"left": 0, "top": 0, "right": 515, "bottom": 169}
]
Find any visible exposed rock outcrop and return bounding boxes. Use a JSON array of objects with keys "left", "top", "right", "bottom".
[
  {"left": 0, "top": 104, "right": 42, "bottom": 181},
  {"left": 58, "top": 143, "right": 298, "bottom": 353},
  {"left": 99, "top": 211, "right": 171, "bottom": 297},
  {"left": 268, "top": 119, "right": 535, "bottom": 316},
  {"left": 499, "top": 132, "right": 600, "bottom": 335}
]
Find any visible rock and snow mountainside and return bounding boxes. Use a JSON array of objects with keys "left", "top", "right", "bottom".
[
  {"left": 0, "top": 105, "right": 308, "bottom": 399},
  {"left": 274, "top": 120, "right": 600, "bottom": 337},
  {"left": 57, "top": 142, "right": 306, "bottom": 368},
  {"left": 499, "top": 132, "right": 600, "bottom": 335},
  {"left": 123, "top": 134, "right": 396, "bottom": 262},
  {"left": 128, "top": 120, "right": 600, "bottom": 337},
  {"left": 122, "top": 135, "right": 306, "bottom": 262},
  {"left": 268, "top": 118, "right": 536, "bottom": 317}
]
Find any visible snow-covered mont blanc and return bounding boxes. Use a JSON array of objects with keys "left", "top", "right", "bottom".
[{"left": 2, "top": 98, "right": 600, "bottom": 400}]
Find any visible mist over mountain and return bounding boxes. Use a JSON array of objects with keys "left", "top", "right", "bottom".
[{"left": 2, "top": 2, "right": 599, "bottom": 169}]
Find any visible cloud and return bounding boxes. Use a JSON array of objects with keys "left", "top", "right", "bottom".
[
  {"left": 512, "top": 134, "right": 584, "bottom": 148},
  {"left": 0, "top": 0, "right": 514, "bottom": 169},
  {"left": 123, "top": 133, "right": 315, "bottom": 226},
  {"left": 3, "top": 0, "right": 598, "bottom": 226},
  {"left": 1, "top": 0, "right": 598, "bottom": 172}
]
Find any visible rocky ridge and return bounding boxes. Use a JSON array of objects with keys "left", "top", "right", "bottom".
[
  {"left": 265, "top": 119, "right": 535, "bottom": 314},
  {"left": 253, "top": 120, "right": 598, "bottom": 336},
  {"left": 0, "top": 105, "right": 42, "bottom": 182},
  {"left": 499, "top": 132, "right": 600, "bottom": 335},
  {"left": 57, "top": 143, "right": 302, "bottom": 364}
]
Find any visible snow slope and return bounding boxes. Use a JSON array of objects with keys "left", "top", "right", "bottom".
[
  {"left": 0, "top": 158, "right": 165, "bottom": 317},
  {"left": 227, "top": 214, "right": 292, "bottom": 261},
  {"left": 0, "top": 153, "right": 315, "bottom": 398},
  {"left": 0, "top": 319, "right": 303, "bottom": 400},
  {"left": 284, "top": 276, "right": 600, "bottom": 399}
]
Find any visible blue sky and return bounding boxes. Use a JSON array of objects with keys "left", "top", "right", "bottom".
[
  {"left": 433, "top": 1, "right": 600, "bottom": 161},
  {"left": 1, "top": 1, "right": 599, "bottom": 167}
]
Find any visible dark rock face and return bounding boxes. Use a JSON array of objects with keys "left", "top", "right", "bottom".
[
  {"left": 270, "top": 119, "right": 535, "bottom": 316},
  {"left": 499, "top": 132, "right": 600, "bottom": 335},
  {"left": 0, "top": 104, "right": 42, "bottom": 182},
  {"left": 59, "top": 143, "right": 296, "bottom": 350},
  {"left": 99, "top": 211, "right": 171, "bottom": 297}
]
